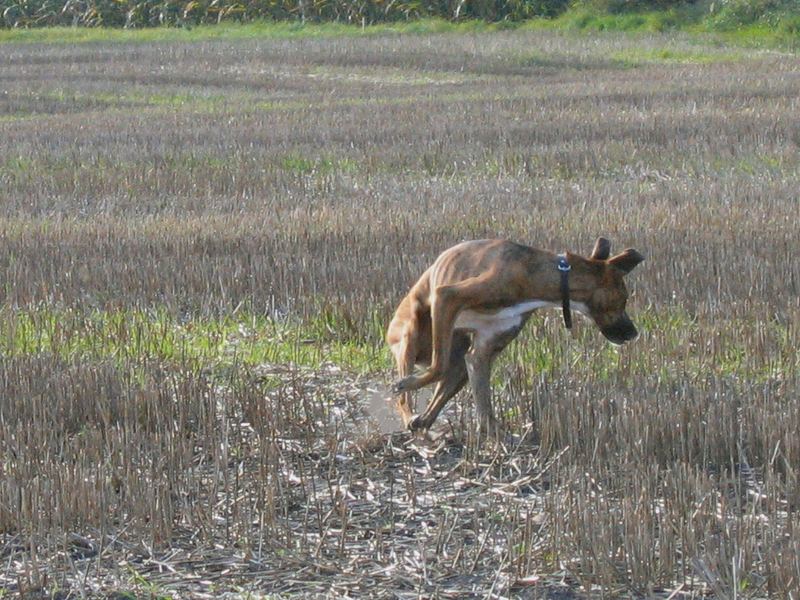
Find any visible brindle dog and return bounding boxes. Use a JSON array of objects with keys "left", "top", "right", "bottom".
[{"left": 387, "top": 237, "right": 644, "bottom": 435}]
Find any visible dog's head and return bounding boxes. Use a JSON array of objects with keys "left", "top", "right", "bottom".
[{"left": 581, "top": 237, "right": 644, "bottom": 345}]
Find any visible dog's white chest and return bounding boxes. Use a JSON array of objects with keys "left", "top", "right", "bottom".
[
  {"left": 454, "top": 301, "right": 555, "bottom": 340},
  {"left": 454, "top": 300, "right": 588, "bottom": 350}
]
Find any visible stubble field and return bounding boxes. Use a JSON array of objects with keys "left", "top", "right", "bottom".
[{"left": 1, "top": 24, "right": 799, "bottom": 598}]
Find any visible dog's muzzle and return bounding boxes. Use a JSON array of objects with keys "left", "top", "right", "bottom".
[{"left": 601, "top": 314, "right": 638, "bottom": 345}]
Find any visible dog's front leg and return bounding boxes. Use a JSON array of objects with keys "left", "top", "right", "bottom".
[{"left": 465, "top": 348, "right": 501, "bottom": 438}]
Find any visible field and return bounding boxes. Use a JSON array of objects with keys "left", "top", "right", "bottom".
[{"left": 1, "top": 24, "right": 799, "bottom": 598}]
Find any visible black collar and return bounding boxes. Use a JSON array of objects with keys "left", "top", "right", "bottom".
[{"left": 557, "top": 254, "right": 572, "bottom": 329}]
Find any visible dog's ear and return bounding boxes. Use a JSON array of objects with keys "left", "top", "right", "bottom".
[
  {"left": 591, "top": 237, "right": 611, "bottom": 260},
  {"left": 608, "top": 248, "right": 645, "bottom": 274}
]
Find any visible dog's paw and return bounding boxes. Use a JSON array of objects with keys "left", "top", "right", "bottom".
[{"left": 407, "top": 414, "right": 428, "bottom": 432}]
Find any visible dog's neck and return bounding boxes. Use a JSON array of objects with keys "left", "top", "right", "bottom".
[{"left": 520, "top": 251, "right": 596, "bottom": 305}]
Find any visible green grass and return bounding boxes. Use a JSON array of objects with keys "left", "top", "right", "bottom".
[
  {"left": 0, "top": 86, "right": 533, "bottom": 125},
  {"left": 0, "top": 306, "right": 390, "bottom": 375},
  {"left": 694, "top": 20, "right": 800, "bottom": 48},
  {"left": 610, "top": 47, "right": 745, "bottom": 65},
  {"left": 529, "top": 8, "right": 686, "bottom": 32},
  {"left": 528, "top": 4, "right": 799, "bottom": 49},
  {"left": 0, "top": 18, "right": 497, "bottom": 45},
  {"left": 3, "top": 305, "right": 795, "bottom": 387},
  {"left": 498, "top": 304, "right": 800, "bottom": 385},
  {"left": 1, "top": 11, "right": 797, "bottom": 50}
]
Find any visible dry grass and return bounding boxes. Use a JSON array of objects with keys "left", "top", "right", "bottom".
[{"left": 1, "top": 27, "right": 799, "bottom": 598}]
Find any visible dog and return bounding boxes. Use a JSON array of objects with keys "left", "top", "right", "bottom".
[{"left": 386, "top": 237, "right": 644, "bottom": 436}]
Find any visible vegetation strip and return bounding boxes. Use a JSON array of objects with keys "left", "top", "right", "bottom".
[{"left": 1, "top": 10, "right": 799, "bottom": 49}]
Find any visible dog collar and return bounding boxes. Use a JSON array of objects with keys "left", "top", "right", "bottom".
[{"left": 557, "top": 254, "right": 572, "bottom": 330}]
